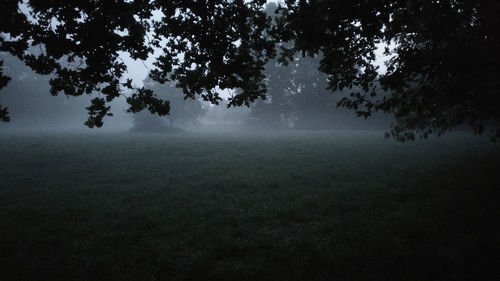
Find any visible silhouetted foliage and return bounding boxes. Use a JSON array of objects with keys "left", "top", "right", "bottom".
[
  {"left": 0, "top": 53, "right": 92, "bottom": 128},
  {"left": 0, "top": 0, "right": 274, "bottom": 128},
  {"left": 275, "top": 0, "right": 500, "bottom": 140},
  {"left": 1, "top": 0, "right": 499, "bottom": 139}
]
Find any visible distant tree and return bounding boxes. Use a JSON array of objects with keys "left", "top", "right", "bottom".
[
  {"left": 249, "top": 59, "right": 294, "bottom": 129},
  {"left": 250, "top": 53, "right": 333, "bottom": 129},
  {"left": 1, "top": 0, "right": 499, "bottom": 140},
  {"left": 131, "top": 78, "right": 204, "bottom": 132},
  {"left": 289, "top": 54, "right": 338, "bottom": 129},
  {"left": 252, "top": 49, "right": 391, "bottom": 130}
]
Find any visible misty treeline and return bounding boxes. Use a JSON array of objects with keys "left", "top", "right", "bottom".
[
  {"left": 0, "top": 54, "right": 132, "bottom": 131},
  {"left": 0, "top": 1, "right": 499, "bottom": 139},
  {"left": 0, "top": 50, "right": 388, "bottom": 132}
]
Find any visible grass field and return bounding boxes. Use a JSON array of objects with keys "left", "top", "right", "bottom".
[{"left": 0, "top": 130, "right": 499, "bottom": 281}]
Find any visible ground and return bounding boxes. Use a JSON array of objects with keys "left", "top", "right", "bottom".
[{"left": 0, "top": 130, "right": 499, "bottom": 280}]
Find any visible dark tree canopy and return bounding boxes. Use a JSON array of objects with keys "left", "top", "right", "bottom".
[
  {"left": 275, "top": 0, "right": 500, "bottom": 140},
  {"left": 1, "top": 0, "right": 499, "bottom": 140},
  {"left": 0, "top": 0, "right": 274, "bottom": 127}
]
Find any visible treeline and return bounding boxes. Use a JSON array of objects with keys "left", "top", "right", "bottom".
[{"left": 0, "top": 51, "right": 389, "bottom": 132}]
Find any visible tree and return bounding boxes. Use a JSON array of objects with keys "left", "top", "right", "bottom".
[
  {"left": 130, "top": 78, "right": 204, "bottom": 132},
  {"left": 1, "top": 0, "right": 499, "bottom": 140},
  {"left": 0, "top": 53, "right": 91, "bottom": 128},
  {"left": 275, "top": 0, "right": 500, "bottom": 140},
  {"left": 250, "top": 2, "right": 337, "bottom": 130},
  {"left": 253, "top": 1, "right": 386, "bottom": 131},
  {"left": 0, "top": 0, "right": 274, "bottom": 127},
  {"left": 249, "top": 58, "right": 295, "bottom": 129},
  {"left": 288, "top": 54, "right": 340, "bottom": 130}
]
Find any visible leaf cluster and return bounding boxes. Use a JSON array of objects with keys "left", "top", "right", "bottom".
[{"left": 276, "top": 0, "right": 500, "bottom": 140}]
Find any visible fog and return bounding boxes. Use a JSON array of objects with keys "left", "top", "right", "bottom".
[
  {"left": 0, "top": 53, "right": 131, "bottom": 133},
  {"left": 0, "top": 1, "right": 392, "bottom": 135},
  {"left": 0, "top": 50, "right": 392, "bottom": 134}
]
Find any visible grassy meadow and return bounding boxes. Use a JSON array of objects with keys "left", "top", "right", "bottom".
[{"left": 0, "top": 130, "right": 499, "bottom": 280}]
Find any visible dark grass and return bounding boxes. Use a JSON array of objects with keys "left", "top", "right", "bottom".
[{"left": 0, "top": 130, "right": 499, "bottom": 281}]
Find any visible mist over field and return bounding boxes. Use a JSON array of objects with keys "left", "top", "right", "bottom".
[
  {"left": 1, "top": 59, "right": 498, "bottom": 280},
  {"left": 1, "top": 1, "right": 500, "bottom": 281},
  {"left": 0, "top": 51, "right": 391, "bottom": 134},
  {"left": 1, "top": 130, "right": 499, "bottom": 281}
]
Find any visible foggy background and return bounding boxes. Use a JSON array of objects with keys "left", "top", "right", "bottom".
[
  {"left": 0, "top": 2, "right": 392, "bottom": 134},
  {"left": 0, "top": 49, "right": 392, "bottom": 133}
]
